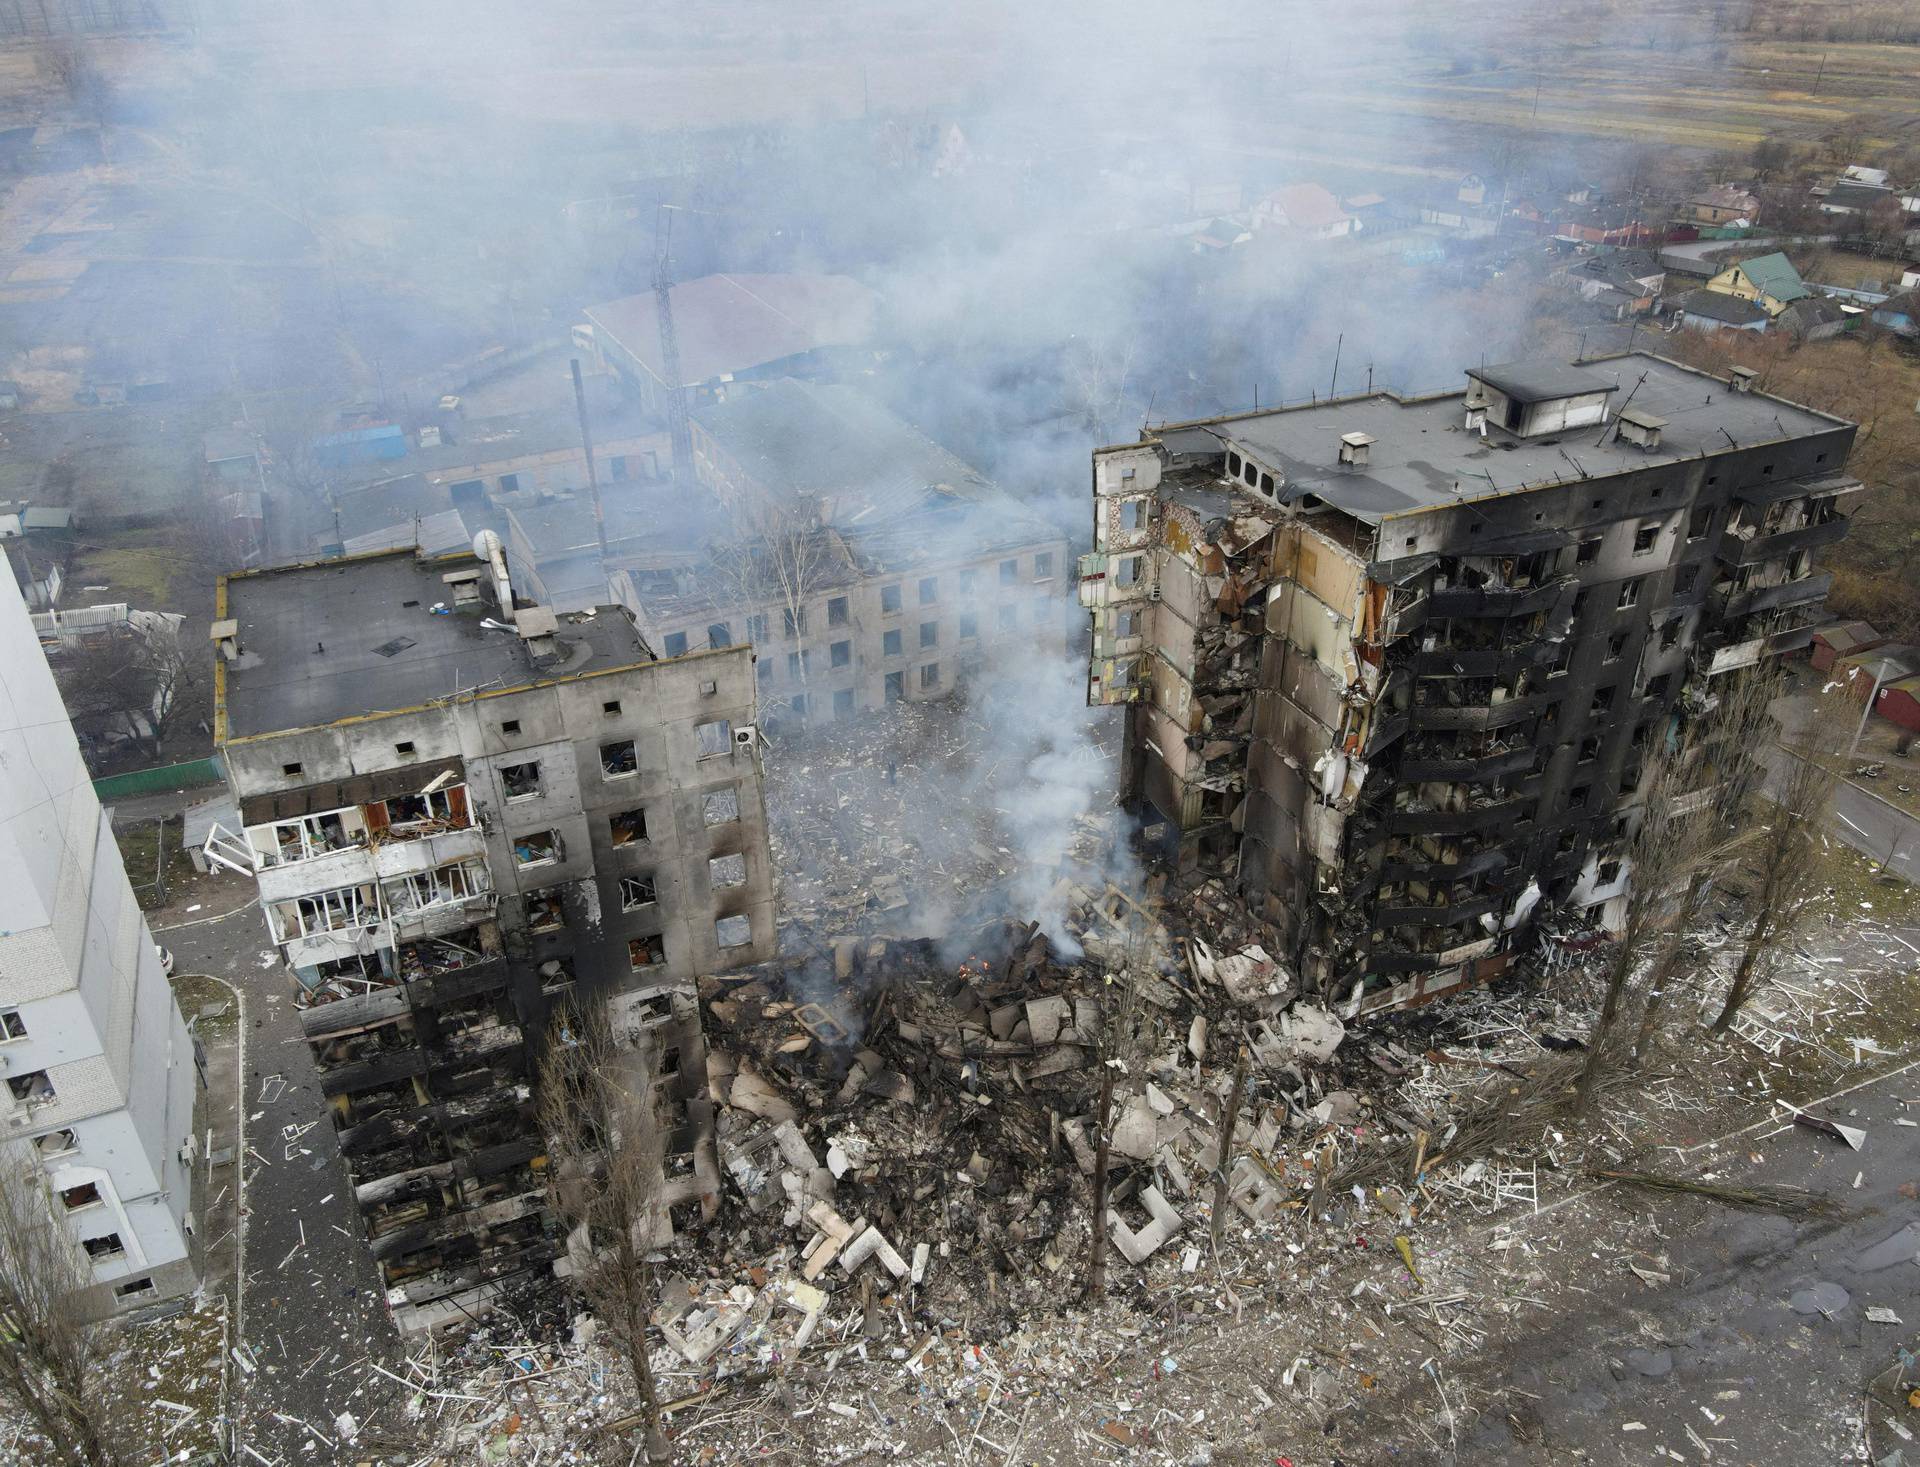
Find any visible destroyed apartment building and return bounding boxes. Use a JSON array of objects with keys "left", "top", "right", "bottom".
[
  {"left": 505, "top": 379, "right": 1072, "bottom": 726},
  {"left": 204, "top": 533, "right": 775, "bottom": 1329},
  {"left": 1083, "top": 353, "right": 1858, "bottom": 1013}
]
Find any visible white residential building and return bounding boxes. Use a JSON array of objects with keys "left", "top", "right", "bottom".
[{"left": 0, "top": 569, "right": 201, "bottom": 1313}]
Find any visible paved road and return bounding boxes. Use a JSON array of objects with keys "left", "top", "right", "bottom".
[
  {"left": 161, "top": 898, "right": 400, "bottom": 1460},
  {"left": 1454, "top": 1064, "right": 1920, "bottom": 1463}
]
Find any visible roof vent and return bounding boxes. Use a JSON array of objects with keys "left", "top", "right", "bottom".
[
  {"left": 1615, "top": 407, "right": 1667, "bottom": 452},
  {"left": 1338, "top": 431, "right": 1375, "bottom": 468},
  {"left": 209, "top": 618, "right": 242, "bottom": 663},
  {"left": 516, "top": 605, "right": 560, "bottom": 658},
  {"left": 1729, "top": 365, "right": 1758, "bottom": 394}
]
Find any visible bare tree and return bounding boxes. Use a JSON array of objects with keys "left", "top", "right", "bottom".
[
  {"left": 0, "top": 1147, "right": 127, "bottom": 1467},
  {"left": 706, "top": 491, "right": 846, "bottom": 718},
  {"left": 536, "top": 1002, "right": 672, "bottom": 1464},
  {"left": 1632, "top": 667, "right": 1780, "bottom": 1058},
  {"left": 1710, "top": 691, "right": 1842, "bottom": 1034},
  {"left": 53, "top": 621, "right": 193, "bottom": 766}
]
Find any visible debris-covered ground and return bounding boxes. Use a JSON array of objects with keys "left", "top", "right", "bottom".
[{"left": 302, "top": 831, "right": 1920, "bottom": 1466}]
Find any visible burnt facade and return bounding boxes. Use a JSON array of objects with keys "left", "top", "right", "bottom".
[
  {"left": 1083, "top": 353, "right": 1858, "bottom": 1013},
  {"left": 209, "top": 542, "right": 769, "bottom": 1328}
]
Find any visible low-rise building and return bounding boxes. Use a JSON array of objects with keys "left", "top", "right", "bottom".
[
  {"left": 0, "top": 568, "right": 201, "bottom": 1316},
  {"left": 1083, "top": 352, "right": 1857, "bottom": 1014},
  {"left": 206, "top": 538, "right": 772, "bottom": 1328},
  {"left": 1680, "top": 288, "right": 1771, "bottom": 333},
  {"left": 1704, "top": 251, "right": 1811, "bottom": 318}
]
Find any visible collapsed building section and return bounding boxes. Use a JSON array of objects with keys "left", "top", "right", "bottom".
[
  {"left": 1084, "top": 352, "right": 1858, "bottom": 1013},
  {"left": 207, "top": 536, "right": 774, "bottom": 1329}
]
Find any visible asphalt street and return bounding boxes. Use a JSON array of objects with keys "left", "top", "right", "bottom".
[
  {"left": 1455, "top": 1064, "right": 1920, "bottom": 1464},
  {"left": 158, "top": 896, "right": 401, "bottom": 1460}
]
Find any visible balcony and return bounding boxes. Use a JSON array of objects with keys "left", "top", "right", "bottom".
[
  {"left": 1407, "top": 642, "right": 1555, "bottom": 679},
  {"left": 1408, "top": 694, "right": 1546, "bottom": 733},
  {"left": 1378, "top": 843, "right": 1513, "bottom": 886},
  {"left": 373, "top": 826, "right": 489, "bottom": 879},
  {"left": 1374, "top": 891, "right": 1505, "bottom": 928},
  {"left": 1386, "top": 795, "right": 1532, "bottom": 835},
  {"left": 1399, "top": 741, "right": 1534, "bottom": 782},
  {"left": 1719, "top": 571, "right": 1833, "bottom": 620},
  {"left": 1715, "top": 515, "right": 1848, "bottom": 566},
  {"left": 1426, "top": 578, "right": 1570, "bottom": 620}
]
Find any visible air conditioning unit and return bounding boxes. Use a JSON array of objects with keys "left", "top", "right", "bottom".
[{"left": 733, "top": 725, "right": 760, "bottom": 750}]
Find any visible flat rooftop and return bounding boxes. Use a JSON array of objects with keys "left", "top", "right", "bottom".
[
  {"left": 220, "top": 551, "right": 650, "bottom": 739},
  {"left": 1154, "top": 353, "right": 1852, "bottom": 525}
]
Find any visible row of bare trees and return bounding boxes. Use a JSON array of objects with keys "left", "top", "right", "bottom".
[{"left": 1573, "top": 666, "right": 1840, "bottom": 1112}]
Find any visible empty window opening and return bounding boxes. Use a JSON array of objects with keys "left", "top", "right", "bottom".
[
  {"left": 885, "top": 671, "right": 905, "bottom": 704},
  {"left": 9, "top": 1071, "right": 55, "bottom": 1107},
  {"left": 609, "top": 808, "right": 648, "bottom": 845},
  {"left": 959, "top": 570, "right": 978, "bottom": 595},
  {"left": 114, "top": 1277, "right": 154, "bottom": 1299},
  {"left": 883, "top": 629, "right": 903, "bottom": 657},
  {"left": 526, "top": 891, "right": 565, "bottom": 932},
  {"left": 921, "top": 662, "right": 940, "bottom": 690},
  {"left": 61, "top": 1183, "right": 102, "bottom": 1212},
  {"left": 620, "top": 874, "right": 657, "bottom": 909},
  {"left": 881, "top": 584, "right": 902, "bottom": 614},
  {"left": 0, "top": 1009, "right": 25, "bottom": 1042},
  {"left": 831, "top": 640, "right": 851, "bottom": 667},
  {"left": 1114, "top": 555, "right": 1142, "bottom": 587},
  {"left": 1606, "top": 631, "right": 1629, "bottom": 661},
  {"left": 37, "top": 1130, "right": 77, "bottom": 1159},
  {"left": 919, "top": 621, "right": 938, "bottom": 649},
  {"left": 601, "top": 739, "right": 637, "bottom": 777},
  {"left": 783, "top": 607, "right": 805, "bottom": 638},
  {"left": 709, "top": 853, "right": 747, "bottom": 889},
  {"left": 1591, "top": 686, "right": 1616, "bottom": 715},
  {"left": 1687, "top": 506, "right": 1712, "bottom": 539},
  {"left": 500, "top": 761, "right": 541, "bottom": 799},
  {"left": 747, "top": 614, "right": 769, "bottom": 643},
  {"left": 715, "top": 914, "right": 752, "bottom": 950},
  {"left": 1632, "top": 520, "right": 1661, "bottom": 554},
  {"left": 664, "top": 631, "right": 688, "bottom": 657},
  {"left": 629, "top": 936, "right": 666, "bottom": 970},
  {"left": 1660, "top": 619, "right": 1681, "bottom": 650},
  {"left": 1000, "top": 559, "right": 1019, "bottom": 584},
  {"left": 919, "top": 576, "right": 939, "bottom": 605},
  {"left": 833, "top": 689, "right": 854, "bottom": 716},
  {"left": 708, "top": 623, "right": 731, "bottom": 649},
  {"left": 1034, "top": 552, "right": 1055, "bottom": 580},
  {"left": 695, "top": 720, "right": 732, "bottom": 757},
  {"left": 786, "top": 650, "right": 809, "bottom": 679},
  {"left": 1645, "top": 673, "right": 1671, "bottom": 700},
  {"left": 1578, "top": 735, "right": 1601, "bottom": 763},
  {"left": 1599, "top": 859, "right": 1623, "bottom": 884},
  {"left": 83, "top": 1233, "right": 125, "bottom": 1260},
  {"left": 789, "top": 693, "right": 808, "bottom": 717},
  {"left": 1119, "top": 499, "right": 1146, "bottom": 532},
  {"left": 513, "top": 830, "right": 561, "bottom": 866},
  {"left": 828, "top": 596, "right": 849, "bottom": 626},
  {"left": 1676, "top": 564, "right": 1699, "bottom": 594},
  {"left": 960, "top": 613, "right": 979, "bottom": 640},
  {"left": 703, "top": 788, "right": 740, "bottom": 826},
  {"left": 1576, "top": 536, "right": 1602, "bottom": 565}
]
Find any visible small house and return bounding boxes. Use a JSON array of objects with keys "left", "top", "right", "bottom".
[
  {"left": 1679, "top": 288, "right": 1769, "bottom": 333},
  {"left": 1811, "top": 620, "right": 1885, "bottom": 674},
  {"left": 203, "top": 427, "right": 262, "bottom": 485},
  {"left": 1704, "top": 251, "right": 1811, "bottom": 317},
  {"left": 1686, "top": 185, "right": 1759, "bottom": 227},
  {"left": 1778, "top": 296, "right": 1850, "bottom": 341},
  {"left": 1869, "top": 290, "right": 1920, "bottom": 340},
  {"left": 1251, "top": 183, "right": 1356, "bottom": 240}
]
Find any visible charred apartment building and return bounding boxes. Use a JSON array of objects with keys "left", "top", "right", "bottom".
[
  {"left": 1083, "top": 354, "right": 1857, "bottom": 1013},
  {"left": 206, "top": 535, "right": 774, "bottom": 1328}
]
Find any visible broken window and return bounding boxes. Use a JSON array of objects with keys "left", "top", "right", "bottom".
[
  {"left": 1034, "top": 551, "right": 1055, "bottom": 580},
  {"left": 526, "top": 891, "right": 565, "bottom": 932},
  {"left": 1115, "top": 609, "right": 1141, "bottom": 638},
  {"left": 376, "top": 786, "right": 467, "bottom": 829},
  {"left": 1660, "top": 619, "right": 1681, "bottom": 650},
  {"left": 959, "top": 613, "right": 979, "bottom": 640},
  {"left": 833, "top": 689, "right": 854, "bottom": 717},
  {"left": 1557, "top": 828, "right": 1579, "bottom": 854},
  {"left": 500, "top": 761, "right": 541, "bottom": 799},
  {"left": 83, "top": 1233, "right": 124, "bottom": 1260},
  {"left": 789, "top": 693, "right": 809, "bottom": 718},
  {"left": 609, "top": 808, "right": 648, "bottom": 845},
  {"left": 1576, "top": 536, "right": 1601, "bottom": 565},
  {"left": 1000, "top": 558, "right": 1019, "bottom": 584},
  {"left": 0, "top": 1009, "right": 27, "bottom": 1042},
  {"left": 1578, "top": 735, "right": 1601, "bottom": 763},
  {"left": 498, "top": 472, "right": 521, "bottom": 494},
  {"left": 601, "top": 739, "right": 637, "bottom": 777},
  {"left": 998, "top": 604, "right": 1018, "bottom": 631},
  {"left": 919, "top": 620, "right": 938, "bottom": 649},
  {"left": 1567, "top": 783, "right": 1591, "bottom": 813},
  {"left": 709, "top": 853, "right": 747, "bottom": 889},
  {"left": 747, "top": 614, "right": 769, "bottom": 644},
  {"left": 695, "top": 720, "right": 731, "bottom": 757},
  {"left": 1598, "top": 859, "right": 1622, "bottom": 884},
  {"left": 1590, "top": 686, "right": 1616, "bottom": 715},
  {"left": 664, "top": 631, "right": 688, "bottom": 657},
  {"left": 715, "top": 915, "right": 752, "bottom": 951},
  {"left": 1617, "top": 579, "right": 1641, "bottom": 609},
  {"left": 1118, "top": 499, "right": 1145, "bottom": 532},
  {"left": 1644, "top": 673, "right": 1671, "bottom": 701},
  {"left": 959, "top": 569, "right": 978, "bottom": 595},
  {"left": 885, "top": 671, "right": 904, "bottom": 704},
  {"left": 881, "top": 584, "right": 902, "bottom": 614},
  {"left": 36, "top": 1129, "right": 77, "bottom": 1159},
  {"left": 831, "top": 640, "right": 851, "bottom": 667},
  {"left": 115, "top": 1277, "right": 154, "bottom": 1299},
  {"left": 1687, "top": 505, "right": 1712, "bottom": 539},
  {"left": 290, "top": 884, "right": 374, "bottom": 934},
  {"left": 703, "top": 788, "right": 739, "bottom": 826},
  {"left": 1675, "top": 564, "right": 1699, "bottom": 595},
  {"left": 386, "top": 861, "right": 485, "bottom": 913},
  {"left": 1606, "top": 631, "right": 1628, "bottom": 661},
  {"left": 708, "top": 622, "right": 731, "bottom": 649},
  {"left": 828, "top": 596, "right": 849, "bottom": 626},
  {"left": 1633, "top": 520, "right": 1662, "bottom": 554},
  {"left": 61, "top": 1182, "right": 101, "bottom": 1212},
  {"left": 783, "top": 607, "right": 805, "bottom": 638},
  {"left": 921, "top": 662, "right": 940, "bottom": 690},
  {"left": 787, "top": 649, "right": 810, "bottom": 679},
  {"left": 629, "top": 935, "right": 666, "bottom": 970},
  {"left": 620, "top": 874, "right": 656, "bottom": 909},
  {"left": 883, "top": 629, "right": 903, "bottom": 657},
  {"left": 513, "top": 830, "right": 561, "bottom": 866},
  {"left": 919, "top": 576, "right": 938, "bottom": 605},
  {"left": 1114, "top": 554, "right": 1141, "bottom": 587}
]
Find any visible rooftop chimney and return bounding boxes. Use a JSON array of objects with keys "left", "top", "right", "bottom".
[
  {"left": 1614, "top": 407, "right": 1667, "bottom": 452},
  {"left": 1729, "top": 365, "right": 1758, "bottom": 394},
  {"left": 1338, "top": 431, "right": 1375, "bottom": 467}
]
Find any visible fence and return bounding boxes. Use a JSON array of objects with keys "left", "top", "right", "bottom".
[{"left": 93, "top": 756, "right": 224, "bottom": 801}]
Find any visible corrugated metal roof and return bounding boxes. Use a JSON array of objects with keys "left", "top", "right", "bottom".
[{"left": 584, "top": 274, "right": 877, "bottom": 389}]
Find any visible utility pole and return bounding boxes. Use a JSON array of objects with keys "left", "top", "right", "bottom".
[
  {"left": 571, "top": 358, "right": 611, "bottom": 571},
  {"left": 1850, "top": 658, "right": 1890, "bottom": 755},
  {"left": 652, "top": 205, "right": 695, "bottom": 486}
]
